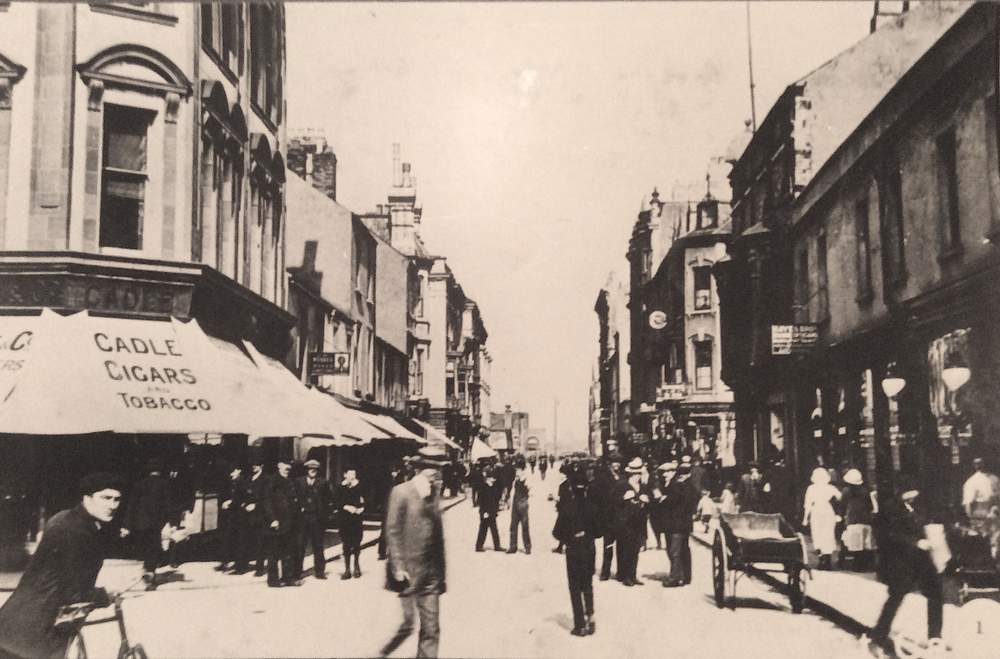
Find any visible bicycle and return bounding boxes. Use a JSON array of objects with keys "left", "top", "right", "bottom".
[{"left": 56, "top": 578, "right": 147, "bottom": 659}]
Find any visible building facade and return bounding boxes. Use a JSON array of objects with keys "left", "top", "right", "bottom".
[
  {"left": 594, "top": 269, "right": 631, "bottom": 457},
  {"left": 0, "top": 2, "right": 291, "bottom": 555}
]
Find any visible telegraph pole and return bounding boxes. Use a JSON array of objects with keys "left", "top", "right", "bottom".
[{"left": 746, "top": 0, "right": 758, "bottom": 132}]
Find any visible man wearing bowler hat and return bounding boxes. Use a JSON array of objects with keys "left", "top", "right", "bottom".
[
  {"left": 295, "top": 458, "right": 332, "bottom": 580},
  {"left": 0, "top": 473, "right": 123, "bottom": 659},
  {"left": 380, "top": 447, "right": 449, "bottom": 658}
]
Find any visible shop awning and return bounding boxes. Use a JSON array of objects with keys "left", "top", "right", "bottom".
[
  {"left": 240, "top": 340, "right": 377, "bottom": 444},
  {"left": 470, "top": 437, "right": 498, "bottom": 461},
  {"left": 0, "top": 310, "right": 287, "bottom": 435},
  {"left": 413, "top": 419, "right": 461, "bottom": 450},
  {"left": 359, "top": 411, "right": 427, "bottom": 444}
]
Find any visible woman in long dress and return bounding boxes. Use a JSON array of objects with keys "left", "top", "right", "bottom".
[{"left": 803, "top": 466, "right": 842, "bottom": 570}]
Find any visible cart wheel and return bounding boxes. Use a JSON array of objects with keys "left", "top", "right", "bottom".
[
  {"left": 122, "top": 644, "right": 148, "bottom": 659},
  {"left": 788, "top": 566, "right": 805, "bottom": 614},
  {"left": 64, "top": 632, "right": 87, "bottom": 659},
  {"left": 712, "top": 534, "right": 728, "bottom": 609}
]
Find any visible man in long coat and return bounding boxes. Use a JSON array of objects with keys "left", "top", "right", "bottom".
[
  {"left": 475, "top": 468, "right": 504, "bottom": 551},
  {"left": 655, "top": 462, "right": 699, "bottom": 587},
  {"left": 216, "top": 462, "right": 249, "bottom": 573},
  {"left": 123, "top": 460, "right": 171, "bottom": 590},
  {"left": 0, "top": 473, "right": 122, "bottom": 659},
  {"left": 591, "top": 458, "right": 620, "bottom": 581},
  {"left": 263, "top": 460, "right": 301, "bottom": 587},
  {"left": 553, "top": 461, "right": 600, "bottom": 636},
  {"left": 244, "top": 456, "right": 269, "bottom": 576},
  {"left": 615, "top": 458, "right": 649, "bottom": 586},
  {"left": 379, "top": 448, "right": 449, "bottom": 658},
  {"left": 294, "top": 459, "right": 332, "bottom": 580}
]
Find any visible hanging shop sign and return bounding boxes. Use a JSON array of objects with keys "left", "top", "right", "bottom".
[
  {"left": 656, "top": 384, "right": 687, "bottom": 402},
  {"left": 308, "top": 351, "right": 350, "bottom": 377},
  {"left": 771, "top": 324, "right": 819, "bottom": 355},
  {"left": 648, "top": 310, "right": 668, "bottom": 330}
]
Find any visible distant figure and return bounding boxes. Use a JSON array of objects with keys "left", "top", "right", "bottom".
[
  {"left": 719, "top": 482, "right": 737, "bottom": 516},
  {"left": 507, "top": 464, "right": 532, "bottom": 554},
  {"left": 803, "top": 467, "right": 842, "bottom": 570},
  {"left": 337, "top": 468, "right": 366, "bottom": 579},
  {"left": 962, "top": 457, "right": 999, "bottom": 558},
  {"left": 216, "top": 462, "right": 249, "bottom": 574},
  {"left": 539, "top": 456, "right": 549, "bottom": 481},
  {"left": 0, "top": 473, "right": 123, "bottom": 659},
  {"left": 475, "top": 468, "right": 504, "bottom": 552},
  {"left": 264, "top": 460, "right": 301, "bottom": 588},
  {"left": 379, "top": 448, "right": 449, "bottom": 659},
  {"left": 123, "top": 459, "right": 171, "bottom": 591},
  {"left": 593, "top": 458, "right": 621, "bottom": 581},
  {"left": 736, "top": 463, "right": 765, "bottom": 513},
  {"left": 840, "top": 469, "right": 875, "bottom": 572},
  {"left": 379, "top": 462, "right": 408, "bottom": 561},
  {"left": 615, "top": 458, "right": 649, "bottom": 586},
  {"left": 696, "top": 489, "right": 718, "bottom": 533},
  {"left": 295, "top": 459, "right": 332, "bottom": 580}
]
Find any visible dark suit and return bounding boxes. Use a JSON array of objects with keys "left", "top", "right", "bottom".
[
  {"left": 380, "top": 478, "right": 446, "bottom": 658},
  {"left": 218, "top": 475, "right": 250, "bottom": 569},
  {"left": 554, "top": 480, "right": 597, "bottom": 630},
  {"left": 659, "top": 477, "right": 699, "bottom": 584},
  {"left": 336, "top": 482, "right": 365, "bottom": 571},
  {"left": 736, "top": 474, "right": 765, "bottom": 513},
  {"left": 246, "top": 472, "right": 269, "bottom": 574},
  {"left": 124, "top": 473, "right": 170, "bottom": 574},
  {"left": 590, "top": 469, "right": 618, "bottom": 579},
  {"left": 616, "top": 480, "right": 647, "bottom": 583},
  {"left": 475, "top": 481, "right": 503, "bottom": 550},
  {"left": 263, "top": 475, "right": 300, "bottom": 586},
  {"left": 294, "top": 476, "right": 331, "bottom": 578},
  {"left": 0, "top": 506, "right": 112, "bottom": 659},
  {"left": 508, "top": 477, "right": 531, "bottom": 552}
]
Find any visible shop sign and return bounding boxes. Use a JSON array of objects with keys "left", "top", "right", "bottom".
[
  {"left": 656, "top": 384, "right": 686, "bottom": 402},
  {"left": 648, "top": 310, "right": 668, "bottom": 330},
  {"left": 308, "top": 352, "right": 350, "bottom": 377},
  {"left": 771, "top": 324, "right": 819, "bottom": 355}
]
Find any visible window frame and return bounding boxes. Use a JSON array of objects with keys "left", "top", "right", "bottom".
[
  {"left": 99, "top": 103, "right": 154, "bottom": 251},
  {"left": 693, "top": 339, "right": 713, "bottom": 391},
  {"left": 693, "top": 265, "right": 712, "bottom": 311}
]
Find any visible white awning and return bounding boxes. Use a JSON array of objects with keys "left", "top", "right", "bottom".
[
  {"left": 413, "top": 419, "right": 461, "bottom": 450},
  {"left": 471, "top": 437, "right": 498, "bottom": 461},
  {"left": 0, "top": 310, "right": 287, "bottom": 435},
  {"left": 359, "top": 411, "right": 427, "bottom": 444}
]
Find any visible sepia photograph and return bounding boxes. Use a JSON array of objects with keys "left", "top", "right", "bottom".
[{"left": 0, "top": 1, "right": 998, "bottom": 657}]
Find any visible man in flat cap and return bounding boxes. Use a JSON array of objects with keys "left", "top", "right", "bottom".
[
  {"left": 0, "top": 473, "right": 123, "bottom": 659},
  {"left": 380, "top": 447, "right": 449, "bottom": 658},
  {"left": 294, "top": 458, "right": 332, "bottom": 580}
]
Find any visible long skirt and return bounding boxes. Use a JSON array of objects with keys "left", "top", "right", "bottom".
[{"left": 810, "top": 502, "right": 838, "bottom": 555}]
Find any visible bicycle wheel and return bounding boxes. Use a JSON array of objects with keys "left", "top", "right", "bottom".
[
  {"left": 64, "top": 632, "right": 88, "bottom": 659},
  {"left": 122, "top": 643, "right": 148, "bottom": 659}
]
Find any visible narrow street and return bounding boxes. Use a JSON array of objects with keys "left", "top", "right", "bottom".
[{"left": 73, "top": 470, "right": 869, "bottom": 658}]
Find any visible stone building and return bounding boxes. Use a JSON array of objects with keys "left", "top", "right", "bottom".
[
  {"left": 780, "top": 2, "right": 1000, "bottom": 513},
  {"left": 0, "top": 2, "right": 290, "bottom": 552},
  {"left": 714, "top": 2, "right": 968, "bottom": 486},
  {"left": 594, "top": 269, "right": 631, "bottom": 457}
]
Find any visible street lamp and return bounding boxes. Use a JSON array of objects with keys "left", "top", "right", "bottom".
[
  {"left": 881, "top": 362, "right": 907, "bottom": 398},
  {"left": 942, "top": 348, "right": 971, "bottom": 393}
]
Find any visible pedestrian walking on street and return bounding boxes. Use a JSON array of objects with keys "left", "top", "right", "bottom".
[
  {"left": 122, "top": 459, "right": 171, "bottom": 591},
  {"left": 539, "top": 456, "right": 548, "bottom": 481},
  {"left": 653, "top": 461, "right": 698, "bottom": 587},
  {"left": 803, "top": 466, "right": 842, "bottom": 570},
  {"left": 264, "top": 460, "right": 301, "bottom": 588},
  {"left": 379, "top": 462, "right": 408, "bottom": 561},
  {"left": 962, "top": 457, "right": 999, "bottom": 558},
  {"left": 475, "top": 468, "right": 504, "bottom": 551},
  {"left": 379, "top": 447, "right": 449, "bottom": 658},
  {"left": 245, "top": 456, "right": 269, "bottom": 576},
  {"left": 840, "top": 469, "right": 875, "bottom": 572},
  {"left": 736, "top": 462, "right": 765, "bottom": 513},
  {"left": 0, "top": 473, "right": 123, "bottom": 659},
  {"left": 216, "top": 462, "right": 248, "bottom": 573},
  {"left": 863, "top": 489, "right": 945, "bottom": 658},
  {"left": 763, "top": 456, "right": 798, "bottom": 527},
  {"left": 616, "top": 458, "right": 649, "bottom": 586},
  {"left": 337, "top": 468, "right": 366, "bottom": 579},
  {"left": 508, "top": 462, "right": 532, "bottom": 554},
  {"left": 553, "top": 460, "right": 601, "bottom": 637},
  {"left": 295, "top": 459, "right": 332, "bottom": 580},
  {"left": 592, "top": 458, "right": 621, "bottom": 581}
]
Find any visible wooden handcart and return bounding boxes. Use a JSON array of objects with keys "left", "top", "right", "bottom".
[{"left": 712, "top": 512, "right": 811, "bottom": 613}]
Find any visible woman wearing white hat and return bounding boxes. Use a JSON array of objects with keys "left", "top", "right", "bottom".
[
  {"left": 803, "top": 466, "right": 842, "bottom": 570},
  {"left": 839, "top": 468, "right": 875, "bottom": 571}
]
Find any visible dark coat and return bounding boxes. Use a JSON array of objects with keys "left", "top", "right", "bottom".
[
  {"left": 263, "top": 475, "right": 299, "bottom": 535},
  {"left": 616, "top": 480, "right": 647, "bottom": 539},
  {"left": 763, "top": 465, "right": 797, "bottom": 523},
  {"left": 295, "top": 476, "right": 332, "bottom": 522},
  {"left": 478, "top": 481, "right": 502, "bottom": 516},
  {"left": 736, "top": 474, "right": 765, "bottom": 513},
  {"left": 123, "top": 473, "right": 170, "bottom": 532},
  {"left": 841, "top": 484, "right": 873, "bottom": 526},
  {"left": 245, "top": 472, "right": 269, "bottom": 527},
  {"left": 553, "top": 480, "right": 599, "bottom": 543},
  {"left": 658, "top": 477, "right": 699, "bottom": 534},
  {"left": 0, "top": 506, "right": 112, "bottom": 659},
  {"left": 874, "top": 499, "right": 933, "bottom": 587},
  {"left": 336, "top": 482, "right": 365, "bottom": 530},
  {"left": 384, "top": 479, "right": 446, "bottom": 596},
  {"left": 589, "top": 470, "right": 618, "bottom": 535}
]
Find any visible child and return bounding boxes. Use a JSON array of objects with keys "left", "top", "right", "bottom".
[
  {"left": 719, "top": 482, "right": 738, "bottom": 515},
  {"left": 696, "top": 488, "right": 718, "bottom": 533}
]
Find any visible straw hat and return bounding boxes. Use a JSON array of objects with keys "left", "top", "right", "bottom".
[
  {"left": 625, "top": 457, "right": 644, "bottom": 474},
  {"left": 657, "top": 461, "right": 679, "bottom": 472},
  {"left": 843, "top": 469, "right": 863, "bottom": 486}
]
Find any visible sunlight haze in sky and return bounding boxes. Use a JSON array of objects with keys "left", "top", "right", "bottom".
[{"left": 286, "top": 2, "right": 874, "bottom": 449}]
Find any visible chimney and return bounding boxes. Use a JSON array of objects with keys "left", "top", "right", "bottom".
[
  {"left": 870, "top": 0, "right": 909, "bottom": 34},
  {"left": 392, "top": 143, "right": 402, "bottom": 187},
  {"left": 402, "top": 162, "right": 412, "bottom": 188}
]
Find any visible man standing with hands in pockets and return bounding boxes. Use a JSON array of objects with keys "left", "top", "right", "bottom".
[{"left": 380, "top": 447, "right": 449, "bottom": 658}]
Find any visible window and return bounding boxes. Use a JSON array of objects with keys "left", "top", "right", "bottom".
[
  {"left": 201, "top": 3, "right": 242, "bottom": 74},
  {"left": 855, "top": 196, "right": 872, "bottom": 300},
  {"left": 878, "top": 149, "right": 906, "bottom": 287},
  {"left": 936, "top": 128, "right": 961, "bottom": 252},
  {"left": 100, "top": 105, "right": 152, "bottom": 249},
  {"left": 250, "top": 4, "right": 281, "bottom": 125},
  {"left": 411, "top": 347, "right": 424, "bottom": 397},
  {"left": 694, "top": 340, "right": 713, "bottom": 390},
  {"left": 693, "top": 266, "right": 712, "bottom": 310},
  {"left": 816, "top": 229, "right": 829, "bottom": 322},
  {"left": 666, "top": 343, "right": 682, "bottom": 384}
]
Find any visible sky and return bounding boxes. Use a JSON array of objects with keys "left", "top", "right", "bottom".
[{"left": 286, "top": 1, "right": 875, "bottom": 450}]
